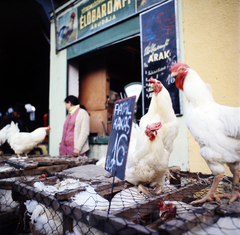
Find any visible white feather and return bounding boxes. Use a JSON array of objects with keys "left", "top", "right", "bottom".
[
  {"left": 182, "top": 68, "right": 240, "bottom": 175},
  {"left": 0, "top": 189, "right": 19, "bottom": 211},
  {"left": 7, "top": 121, "right": 50, "bottom": 156},
  {"left": 0, "top": 124, "right": 10, "bottom": 145},
  {"left": 25, "top": 200, "right": 63, "bottom": 235},
  {"left": 72, "top": 185, "right": 109, "bottom": 211}
]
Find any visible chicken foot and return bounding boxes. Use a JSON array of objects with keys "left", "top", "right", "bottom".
[
  {"left": 152, "top": 184, "right": 164, "bottom": 195},
  {"left": 218, "top": 168, "right": 240, "bottom": 203},
  {"left": 190, "top": 173, "right": 224, "bottom": 204},
  {"left": 137, "top": 184, "right": 152, "bottom": 197}
]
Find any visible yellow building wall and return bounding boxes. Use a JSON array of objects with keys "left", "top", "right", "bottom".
[{"left": 182, "top": 0, "right": 240, "bottom": 175}]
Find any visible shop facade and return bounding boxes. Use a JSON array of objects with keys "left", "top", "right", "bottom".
[{"left": 49, "top": 0, "right": 239, "bottom": 174}]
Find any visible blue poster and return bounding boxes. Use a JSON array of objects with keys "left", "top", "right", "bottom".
[
  {"left": 58, "top": 0, "right": 135, "bottom": 49},
  {"left": 58, "top": 9, "right": 78, "bottom": 48},
  {"left": 140, "top": 0, "right": 181, "bottom": 115},
  {"left": 57, "top": 0, "right": 168, "bottom": 50}
]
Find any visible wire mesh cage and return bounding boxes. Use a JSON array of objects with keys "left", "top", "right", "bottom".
[
  {"left": 0, "top": 154, "right": 98, "bottom": 234},
  {"left": 6, "top": 164, "right": 240, "bottom": 235}
]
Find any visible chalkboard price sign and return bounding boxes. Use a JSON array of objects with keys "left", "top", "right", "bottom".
[{"left": 105, "top": 96, "right": 136, "bottom": 180}]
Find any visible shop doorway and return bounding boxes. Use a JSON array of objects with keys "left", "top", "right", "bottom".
[{"left": 69, "top": 36, "right": 142, "bottom": 136}]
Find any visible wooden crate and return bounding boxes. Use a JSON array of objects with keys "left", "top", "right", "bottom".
[
  {"left": 11, "top": 165, "right": 236, "bottom": 235},
  {"left": 0, "top": 155, "right": 98, "bottom": 230}
]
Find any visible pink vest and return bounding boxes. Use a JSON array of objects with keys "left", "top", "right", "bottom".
[{"left": 59, "top": 108, "right": 80, "bottom": 155}]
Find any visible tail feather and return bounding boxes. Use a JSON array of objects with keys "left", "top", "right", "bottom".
[
  {"left": 0, "top": 124, "right": 10, "bottom": 145},
  {"left": 6, "top": 122, "right": 20, "bottom": 143}
]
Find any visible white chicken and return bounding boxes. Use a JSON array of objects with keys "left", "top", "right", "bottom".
[
  {"left": 170, "top": 62, "right": 240, "bottom": 204},
  {"left": 140, "top": 78, "right": 179, "bottom": 155},
  {"left": 25, "top": 179, "right": 108, "bottom": 235},
  {"left": 0, "top": 175, "right": 35, "bottom": 212},
  {"left": 0, "top": 189, "right": 19, "bottom": 211},
  {"left": 7, "top": 121, "right": 50, "bottom": 158},
  {"left": 0, "top": 124, "right": 10, "bottom": 145},
  {"left": 25, "top": 199, "right": 63, "bottom": 235},
  {"left": 125, "top": 121, "right": 170, "bottom": 196}
]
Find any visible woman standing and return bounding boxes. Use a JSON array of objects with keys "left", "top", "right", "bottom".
[{"left": 59, "top": 95, "right": 90, "bottom": 157}]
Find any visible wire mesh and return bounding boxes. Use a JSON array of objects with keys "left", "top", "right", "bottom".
[{"left": 0, "top": 156, "right": 239, "bottom": 235}]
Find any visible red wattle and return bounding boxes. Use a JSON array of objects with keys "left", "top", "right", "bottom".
[{"left": 175, "top": 76, "right": 184, "bottom": 90}]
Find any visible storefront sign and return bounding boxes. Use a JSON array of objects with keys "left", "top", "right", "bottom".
[
  {"left": 140, "top": 0, "right": 181, "bottom": 115},
  {"left": 57, "top": 0, "right": 165, "bottom": 49},
  {"left": 105, "top": 96, "right": 136, "bottom": 180}
]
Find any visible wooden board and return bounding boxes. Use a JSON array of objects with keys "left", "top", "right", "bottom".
[
  {"left": 3, "top": 159, "right": 38, "bottom": 169},
  {"left": 0, "top": 165, "right": 70, "bottom": 180},
  {"left": 56, "top": 165, "right": 131, "bottom": 196},
  {"left": 56, "top": 164, "right": 111, "bottom": 180},
  {"left": 4, "top": 157, "right": 76, "bottom": 169},
  {"left": 0, "top": 156, "right": 98, "bottom": 180},
  {"left": 216, "top": 201, "right": 240, "bottom": 217}
]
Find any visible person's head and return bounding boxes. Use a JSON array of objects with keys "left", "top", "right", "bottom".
[
  {"left": 12, "top": 102, "right": 26, "bottom": 118},
  {"left": 64, "top": 95, "right": 79, "bottom": 111}
]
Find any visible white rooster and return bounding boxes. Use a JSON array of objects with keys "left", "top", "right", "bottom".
[
  {"left": 170, "top": 62, "right": 240, "bottom": 204},
  {"left": 140, "top": 78, "right": 179, "bottom": 155},
  {"left": 7, "top": 121, "right": 50, "bottom": 158}
]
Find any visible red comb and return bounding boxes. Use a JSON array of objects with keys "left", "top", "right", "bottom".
[
  {"left": 148, "top": 78, "right": 157, "bottom": 84},
  {"left": 170, "top": 62, "right": 189, "bottom": 72}
]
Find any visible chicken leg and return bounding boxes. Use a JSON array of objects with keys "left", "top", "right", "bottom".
[
  {"left": 190, "top": 173, "right": 224, "bottom": 204},
  {"left": 219, "top": 167, "right": 240, "bottom": 203}
]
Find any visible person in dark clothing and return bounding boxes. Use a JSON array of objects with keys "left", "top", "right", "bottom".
[{"left": 0, "top": 102, "right": 30, "bottom": 155}]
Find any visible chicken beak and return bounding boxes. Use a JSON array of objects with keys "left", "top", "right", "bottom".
[
  {"left": 171, "top": 72, "right": 178, "bottom": 78},
  {"left": 159, "top": 209, "right": 164, "bottom": 218},
  {"left": 46, "top": 126, "right": 51, "bottom": 135}
]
